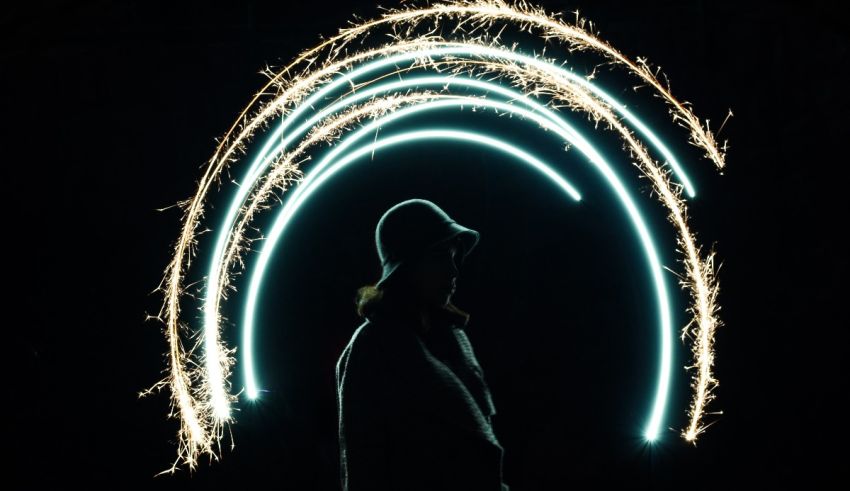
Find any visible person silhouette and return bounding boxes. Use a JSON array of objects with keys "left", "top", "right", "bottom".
[{"left": 335, "top": 198, "right": 509, "bottom": 491}]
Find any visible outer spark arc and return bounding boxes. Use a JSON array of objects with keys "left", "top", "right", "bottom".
[{"left": 145, "top": 0, "right": 726, "bottom": 472}]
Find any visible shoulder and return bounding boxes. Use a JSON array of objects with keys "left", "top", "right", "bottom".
[
  {"left": 337, "top": 319, "right": 414, "bottom": 371},
  {"left": 347, "top": 319, "right": 396, "bottom": 353},
  {"left": 337, "top": 320, "right": 374, "bottom": 367},
  {"left": 336, "top": 321, "right": 380, "bottom": 391}
]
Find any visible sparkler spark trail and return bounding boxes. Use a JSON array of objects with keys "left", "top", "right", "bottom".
[{"left": 145, "top": 0, "right": 727, "bottom": 471}]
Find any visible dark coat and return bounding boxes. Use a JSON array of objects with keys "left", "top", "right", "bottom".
[{"left": 335, "top": 303, "right": 509, "bottom": 491}]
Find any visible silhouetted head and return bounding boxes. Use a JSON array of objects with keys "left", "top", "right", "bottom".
[
  {"left": 373, "top": 198, "right": 478, "bottom": 290},
  {"left": 355, "top": 199, "right": 478, "bottom": 324}
]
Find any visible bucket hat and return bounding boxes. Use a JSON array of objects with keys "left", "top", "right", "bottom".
[{"left": 374, "top": 199, "right": 479, "bottom": 289}]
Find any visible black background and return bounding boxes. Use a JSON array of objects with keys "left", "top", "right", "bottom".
[{"left": 7, "top": 0, "right": 846, "bottom": 488}]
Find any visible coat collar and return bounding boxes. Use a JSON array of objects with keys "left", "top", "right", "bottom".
[{"left": 429, "top": 304, "right": 470, "bottom": 330}]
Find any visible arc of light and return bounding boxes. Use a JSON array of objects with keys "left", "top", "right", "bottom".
[
  {"left": 241, "top": 95, "right": 672, "bottom": 441},
  {"left": 204, "top": 45, "right": 692, "bottom": 420},
  {"left": 153, "top": 1, "right": 727, "bottom": 471}
]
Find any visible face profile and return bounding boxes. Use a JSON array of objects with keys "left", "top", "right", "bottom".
[{"left": 408, "top": 241, "right": 461, "bottom": 309}]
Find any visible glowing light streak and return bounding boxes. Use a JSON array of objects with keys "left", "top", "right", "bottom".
[{"left": 146, "top": 0, "right": 726, "bottom": 471}]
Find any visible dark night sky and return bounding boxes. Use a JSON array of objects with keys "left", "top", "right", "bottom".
[{"left": 7, "top": 0, "right": 846, "bottom": 488}]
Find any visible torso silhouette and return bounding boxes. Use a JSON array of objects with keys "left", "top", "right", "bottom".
[{"left": 335, "top": 301, "right": 509, "bottom": 491}]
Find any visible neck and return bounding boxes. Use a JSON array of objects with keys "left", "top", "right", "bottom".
[
  {"left": 374, "top": 286, "right": 466, "bottom": 333},
  {"left": 417, "top": 302, "right": 440, "bottom": 335},
  {"left": 372, "top": 288, "right": 423, "bottom": 325}
]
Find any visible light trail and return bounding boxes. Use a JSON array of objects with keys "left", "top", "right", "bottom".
[{"left": 146, "top": 0, "right": 727, "bottom": 471}]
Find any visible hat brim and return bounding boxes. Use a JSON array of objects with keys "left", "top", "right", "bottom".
[
  {"left": 424, "top": 224, "right": 480, "bottom": 263},
  {"left": 375, "top": 223, "right": 479, "bottom": 290}
]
